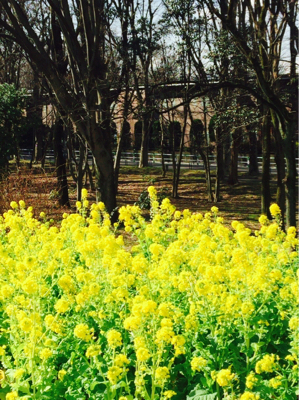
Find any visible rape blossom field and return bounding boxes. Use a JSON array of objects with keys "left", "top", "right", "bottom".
[{"left": 0, "top": 187, "right": 297, "bottom": 400}]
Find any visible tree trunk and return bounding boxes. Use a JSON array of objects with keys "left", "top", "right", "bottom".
[
  {"left": 223, "top": 131, "right": 231, "bottom": 178},
  {"left": 171, "top": 122, "right": 177, "bottom": 198},
  {"left": 139, "top": 114, "right": 150, "bottom": 168},
  {"left": 214, "top": 126, "right": 222, "bottom": 202},
  {"left": 248, "top": 128, "right": 259, "bottom": 176},
  {"left": 114, "top": 123, "right": 125, "bottom": 192},
  {"left": 76, "top": 144, "right": 86, "bottom": 202},
  {"left": 199, "top": 149, "right": 213, "bottom": 202},
  {"left": 227, "top": 129, "right": 241, "bottom": 185},
  {"left": 160, "top": 115, "right": 167, "bottom": 178},
  {"left": 114, "top": 78, "right": 131, "bottom": 192},
  {"left": 261, "top": 110, "right": 271, "bottom": 218},
  {"left": 53, "top": 118, "right": 70, "bottom": 207},
  {"left": 88, "top": 115, "right": 117, "bottom": 216},
  {"left": 173, "top": 104, "right": 187, "bottom": 198},
  {"left": 283, "top": 119, "right": 297, "bottom": 228},
  {"left": 86, "top": 163, "right": 95, "bottom": 191},
  {"left": 271, "top": 111, "right": 285, "bottom": 227}
]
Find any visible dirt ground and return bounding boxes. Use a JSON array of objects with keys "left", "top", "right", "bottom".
[{"left": 1, "top": 162, "right": 293, "bottom": 233}]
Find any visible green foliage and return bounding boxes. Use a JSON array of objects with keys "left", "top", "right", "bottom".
[
  {"left": 187, "top": 387, "right": 217, "bottom": 400},
  {"left": 0, "top": 84, "right": 27, "bottom": 169},
  {"left": 135, "top": 186, "right": 169, "bottom": 209}
]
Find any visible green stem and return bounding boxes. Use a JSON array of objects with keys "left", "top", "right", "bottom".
[{"left": 216, "top": 383, "right": 221, "bottom": 400}]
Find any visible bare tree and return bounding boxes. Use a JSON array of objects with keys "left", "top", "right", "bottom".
[
  {"left": 205, "top": 0, "right": 298, "bottom": 227},
  {"left": 0, "top": 0, "right": 120, "bottom": 214}
]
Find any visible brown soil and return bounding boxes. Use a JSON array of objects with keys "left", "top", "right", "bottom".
[{"left": 0, "top": 163, "right": 296, "bottom": 232}]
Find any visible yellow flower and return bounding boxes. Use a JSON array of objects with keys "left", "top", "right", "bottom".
[
  {"left": 44, "top": 315, "right": 62, "bottom": 335},
  {"left": 114, "top": 354, "right": 130, "bottom": 367},
  {"left": 0, "top": 370, "right": 5, "bottom": 381},
  {"left": 54, "top": 298, "right": 70, "bottom": 313},
  {"left": 191, "top": 356, "right": 207, "bottom": 372},
  {"left": 141, "top": 300, "right": 157, "bottom": 314},
  {"left": 134, "top": 336, "right": 146, "bottom": 349},
  {"left": 240, "top": 392, "right": 260, "bottom": 400},
  {"left": 215, "top": 369, "right": 235, "bottom": 387},
  {"left": 86, "top": 345, "right": 101, "bottom": 358},
  {"left": 74, "top": 323, "right": 92, "bottom": 341},
  {"left": 40, "top": 348, "right": 53, "bottom": 360},
  {"left": 156, "top": 326, "right": 175, "bottom": 344},
  {"left": 155, "top": 366, "right": 170, "bottom": 384},
  {"left": 81, "top": 188, "right": 88, "bottom": 200},
  {"left": 19, "top": 317, "right": 33, "bottom": 333},
  {"left": 14, "top": 369, "right": 25, "bottom": 380},
  {"left": 107, "top": 366, "right": 122, "bottom": 384},
  {"left": 163, "top": 391, "right": 176, "bottom": 399},
  {"left": 255, "top": 354, "right": 276, "bottom": 374},
  {"left": 285, "top": 354, "right": 296, "bottom": 361},
  {"left": 258, "top": 215, "right": 268, "bottom": 225},
  {"left": 136, "top": 347, "right": 151, "bottom": 362},
  {"left": 10, "top": 201, "right": 18, "bottom": 209},
  {"left": 148, "top": 186, "right": 157, "bottom": 198},
  {"left": 287, "top": 226, "right": 297, "bottom": 236},
  {"left": 58, "top": 369, "right": 67, "bottom": 381},
  {"left": 0, "top": 345, "right": 6, "bottom": 356},
  {"left": 269, "top": 203, "right": 281, "bottom": 218},
  {"left": 174, "top": 211, "right": 181, "bottom": 220},
  {"left": 58, "top": 275, "right": 75, "bottom": 293},
  {"left": 245, "top": 372, "right": 258, "bottom": 389},
  {"left": 241, "top": 302, "right": 255, "bottom": 316},
  {"left": 6, "top": 392, "right": 19, "bottom": 400},
  {"left": 289, "top": 316, "right": 299, "bottom": 331},
  {"left": 107, "top": 329, "right": 122, "bottom": 348},
  {"left": 19, "top": 200, "right": 25, "bottom": 208},
  {"left": 269, "top": 376, "right": 282, "bottom": 388},
  {"left": 22, "top": 277, "right": 38, "bottom": 295}
]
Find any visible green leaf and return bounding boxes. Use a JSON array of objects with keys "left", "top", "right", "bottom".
[
  {"left": 187, "top": 388, "right": 217, "bottom": 400},
  {"left": 18, "top": 381, "right": 31, "bottom": 395},
  {"left": 90, "top": 381, "right": 105, "bottom": 391}
]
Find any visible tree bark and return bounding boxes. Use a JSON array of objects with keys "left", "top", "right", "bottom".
[
  {"left": 173, "top": 103, "right": 188, "bottom": 198},
  {"left": 282, "top": 118, "right": 297, "bottom": 228},
  {"left": 261, "top": 109, "right": 271, "bottom": 218},
  {"left": 271, "top": 111, "right": 285, "bottom": 227},
  {"left": 228, "top": 128, "right": 241, "bottom": 185},
  {"left": 160, "top": 114, "right": 167, "bottom": 178},
  {"left": 88, "top": 106, "right": 117, "bottom": 215},
  {"left": 214, "top": 126, "right": 222, "bottom": 202},
  {"left": 248, "top": 128, "right": 259, "bottom": 176},
  {"left": 139, "top": 112, "right": 150, "bottom": 168},
  {"left": 53, "top": 118, "right": 70, "bottom": 207}
]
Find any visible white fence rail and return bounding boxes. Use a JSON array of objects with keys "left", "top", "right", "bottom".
[{"left": 19, "top": 149, "right": 299, "bottom": 173}]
